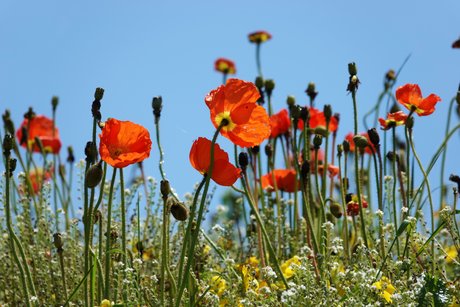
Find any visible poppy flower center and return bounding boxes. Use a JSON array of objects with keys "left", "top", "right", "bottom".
[{"left": 215, "top": 111, "right": 236, "bottom": 131}]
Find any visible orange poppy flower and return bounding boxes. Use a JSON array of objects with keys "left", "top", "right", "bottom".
[
  {"left": 16, "top": 115, "right": 62, "bottom": 154},
  {"left": 395, "top": 84, "right": 441, "bottom": 116},
  {"left": 214, "top": 58, "right": 236, "bottom": 75},
  {"left": 261, "top": 169, "right": 298, "bottom": 193},
  {"left": 269, "top": 109, "right": 290, "bottom": 138},
  {"left": 189, "top": 137, "right": 241, "bottom": 186},
  {"left": 27, "top": 167, "right": 52, "bottom": 194},
  {"left": 317, "top": 164, "right": 340, "bottom": 178},
  {"left": 297, "top": 107, "right": 338, "bottom": 132},
  {"left": 378, "top": 111, "right": 408, "bottom": 130},
  {"left": 345, "top": 132, "right": 375, "bottom": 155},
  {"left": 205, "top": 78, "right": 271, "bottom": 147},
  {"left": 99, "top": 118, "right": 152, "bottom": 168},
  {"left": 248, "top": 30, "right": 272, "bottom": 43}
]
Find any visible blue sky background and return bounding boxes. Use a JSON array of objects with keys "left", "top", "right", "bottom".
[{"left": 1, "top": 1, "right": 459, "bottom": 212}]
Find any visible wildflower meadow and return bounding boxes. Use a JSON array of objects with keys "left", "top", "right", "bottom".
[{"left": 1, "top": 7, "right": 460, "bottom": 307}]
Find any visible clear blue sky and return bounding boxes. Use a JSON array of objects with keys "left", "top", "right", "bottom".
[{"left": 1, "top": 1, "right": 459, "bottom": 209}]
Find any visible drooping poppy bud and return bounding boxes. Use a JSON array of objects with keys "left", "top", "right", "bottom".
[
  {"left": 170, "top": 200, "right": 189, "bottom": 221},
  {"left": 85, "top": 160, "right": 104, "bottom": 188},
  {"left": 238, "top": 152, "right": 249, "bottom": 172},
  {"left": 160, "top": 180, "right": 170, "bottom": 199}
]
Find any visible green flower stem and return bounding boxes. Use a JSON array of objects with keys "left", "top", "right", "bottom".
[
  {"left": 119, "top": 168, "right": 128, "bottom": 305},
  {"left": 240, "top": 173, "right": 290, "bottom": 289},
  {"left": 104, "top": 168, "right": 117, "bottom": 300},
  {"left": 337, "top": 153, "right": 350, "bottom": 261},
  {"left": 321, "top": 121, "right": 330, "bottom": 200},
  {"left": 314, "top": 148, "right": 326, "bottom": 251},
  {"left": 370, "top": 147, "right": 385, "bottom": 260},
  {"left": 3, "top": 156, "right": 34, "bottom": 307},
  {"left": 407, "top": 126, "right": 435, "bottom": 275},
  {"left": 351, "top": 89, "right": 369, "bottom": 248},
  {"left": 58, "top": 250, "right": 68, "bottom": 301},
  {"left": 391, "top": 127, "right": 400, "bottom": 256},
  {"left": 255, "top": 42, "right": 263, "bottom": 77},
  {"left": 440, "top": 97, "right": 456, "bottom": 211},
  {"left": 222, "top": 73, "right": 228, "bottom": 85},
  {"left": 160, "top": 194, "right": 169, "bottom": 306},
  {"left": 175, "top": 124, "right": 223, "bottom": 306}
]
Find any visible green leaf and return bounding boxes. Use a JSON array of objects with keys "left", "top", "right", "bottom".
[{"left": 416, "top": 221, "right": 446, "bottom": 257}]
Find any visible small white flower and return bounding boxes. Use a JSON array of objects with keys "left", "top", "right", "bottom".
[
  {"left": 401, "top": 207, "right": 408, "bottom": 213},
  {"left": 133, "top": 258, "right": 142, "bottom": 265},
  {"left": 375, "top": 209, "right": 384, "bottom": 217},
  {"left": 30, "top": 296, "right": 38, "bottom": 302},
  {"left": 212, "top": 224, "right": 225, "bottom": 233}
]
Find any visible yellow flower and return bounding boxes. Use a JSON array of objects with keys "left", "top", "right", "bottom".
[
  {"left": 373, "top": 277, "right": 396, "bottom": 303},
  {"left": 446, "top": 246, "right": 458, "bottom": 264},
  {"left": 100, "top": 299, "right": 112, "bottom": 307},
  {"left": 203, "top": 244, "right": 211, "bottom": 256},
  {"left": 280, "top": 255, "right": 301, "bottom": 279},
  {"left": 210, "top": 275, "right": 227, "bottom": 297},
  {"left": 240, "top": 265, "right": 259, "bottom": 292}
]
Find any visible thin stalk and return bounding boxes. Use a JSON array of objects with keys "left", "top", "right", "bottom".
[
  {"left": 119, "top": 168, "right": 128, "bottom": 304},
  {"left": 104, "top": 168, "right": 117, "bottom": 300},
  {"left": 439, "top": 98, "right": 456, "bottom": 210},
  {"left": 391, "top": 128, "right": 400, "bottom": 256}
]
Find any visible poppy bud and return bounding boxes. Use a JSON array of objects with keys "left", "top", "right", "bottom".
[
  {"left": 238, "top": 152, "right": 249, "bottom": 171},
  {"left": 300, "top": 160, "right": 310, "bottom": 180},
  {"left": 386, "top": 151, "right": 398, "bottom": 162},
  {"left": 353, "top": 135, "right": 368, "bottom": 149},
  {"left": 300, "top": 106, "right": 309, "bottom": 122},
  {"left": 345, "top": 193, "right": 352, "bottom": 203},
  {"left": 94, "top": 87, "right": 105, "bottom": 101},
  {"left": 85, "top": 141, "right": 98, "bottom": 164},
  {"left": 67, "top": 146, "right": 75, "bottom": 163},
  {"left": 290, "top": 105, "right": 301, "bottom": 122},
  {"left": 330, "top": 202, "right": 342, "bottom": 218},
  {"left": 94, "top": 210, "right": 102, "bottom": 224},
  {"left": 323, "top": 104, "right": 332, "bottom": 122},
  {"left": 449, "top": 174, "right": 460, "bottom": 192},
  {"left": 24, "top": 107, "right": 36, "bottom": 120},
  {"left": 2, "top": 133, "right": 14, "bottom": 156},
  {"left": 160, "top": 180, "right": 170, "bottom": 199},
  {"left": 135, "top": 241, "right": 144, "bottom": 256},
  {"left": 152, "top": 96, "right": 163, "bottom": 121},
  {"left": 342, "top": 140, "right": 350, "bottom": 153},
  {"left": 337, "top": 144, "right": 343, "bottom": 157},
  {"left": 264, "top": 79, "right": 275, "bottom": 96},
  {"left": 250, "top": 146, "right": 259, "bottom": 155},
  {"left": 85, "top": 161, "right": 103, "bottom": 188},
  {"left": 53, "top": 233, "right": 64, "bottom": 251},
  {"left": 314, "top": 127, "right": 328, "bottom": 137},
  {"left": 2, "top": 110, "right": 15, "bottom": 136},
  {"left": 348, "top": 62, "right": 358, "bottom": 76},
  {"left": 405, "top": 116, "right": 414, "bottom": 129},
  {"left": 286, "top": 95, "right": 296, "bottom": 107},
  {"left": 367, "top": 128, "right": 380, "bottom": 147},
  {"left": 313, "top": 135, "right": 323, "bottom": 149},
  {"left": 170, "top": 201, "right": 189, "bottom": 221},
  {"left": 9, "top": 158, "right": 17, "bottom": 175},
  {"left": 306, "top": 82, "right": 318, "bottom": 102},
  {"left": 264, "top": 144, "right": 273, "bottom": 157},
  {"left": 385, "top": 69, "right": 396, "bottom": 82},
  {"left": 255, "top": 76, "right": 264, "bottom": 89},
  {"left": 51, "top": 96, "right": 59, "bottom": 112}
]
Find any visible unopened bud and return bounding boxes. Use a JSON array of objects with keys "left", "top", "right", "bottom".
[
  {"left": 9, "top": 158, "right": 17, "bottom": 175},
  {"left": 170, "top": 200, "right": 189, "bottom": 221},
  {"left": 337, "top": 144, "right": 343, "bottom": 157},
  {"left": 323, "top": 104, "right": 332, "bottom": 122},
  {"left": 405, "top": 116, "right": 414, "bottom": 129},
  {"left": 250, "top": 146, "right": 259, "bottom": 155},
  {"left": 264, "top": 79, "right": 275, "bottom": 96},
  {"left": 2, "top": 133, "right": 14, "bottom": 155},
  {"left": 53, "top": 233, "right": 64, "bottom": 251},
  {"left": 152, "top": 96, "right": 163, "bottom": 120},
  {"left": 300, "top": 106, "right": 309, "bottom": 122},
  {"left": 51, "top": 96, "right": 59, "bottom": 111},
  {"left": 85, "top": 161, "right": 103, "bottom": 188},
  {"left": 24, "top": 107, "right": 36, "bottom": 120},
  {"left": 67, "top": 146, "right": 75, "bottom": 163},
  {"left": 330, "top": 202, "right": 342, "bottom": 219},
  {"left": 255, "top": 76, "right": 264, "bottom": 89},
  {"left": 300, "top": 160, "right": 310, "bottom": 180},
  {"left": 353, "top": 135, "right": 368, "bottom": 149},
  {"left": 367, "top": 128, "right": 380, "bottom": 147},
  {"left": 84, "top": 141, "right": 98, "bottom": 164},
  {"left": 314, "top": 127, "right": 328, "bottom": 137},
  {"left": 34, "top": 137, "right": 45, "bottom": 154},
  {"left": 290, "top": 105, "right": 301, "bottom": 121},
  {"left": 238, "top": 152, "right": 249, "bottom": 171},
  {"left": 264, "top": 144, "right": 273, "bottom": 157},
  {"left": 348, "top": 62, "right": 357, "bottom": 76},
  {"left": 313, "top": 135, "right": 323, "bottom": 149},
  {"left": 326, "top": 213, "right": 336, "bottom": 224},
  {"left": 342, "top": 140, "right": 350, "bottom": 153},
  {"left": 160, "top": 180, "right": 170, "bottom": 198},
  {"left": 286, "top": 95, "right": 296, "bottom": 107},
  {"left": 2, "top": 110, "right": 15, "bottom": 136},
  {"left": 386, "top": 151, "right": 398, "bottom": 162}
]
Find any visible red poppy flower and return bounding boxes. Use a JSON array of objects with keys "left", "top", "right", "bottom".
[
  {"left": 269, "top": 109, "right": 290, "bottom": 138},
  {"left": 395, "top": 84, "right": 441, "bottom": 116},
  {"left": 215, "top": 58, "right": 236, "bottom": 75},
  {"left": 261, "top": 169, "right": 298, "bottom": 193},
  {"left": 346, "top": 194, "right": 368, "bottom": 216},
  {"left": 378, "top": 111, "right": 408, "bottom": 130},
  {"left": 205, "top": 78, "right": 271, "bottom": 147},
  {"left": 99, "top": 118, "right": 152, "bottom": 168},
  {"left": 16, "top": 115, "right": 62, "bottom": 154},
  {"left": 297, "top": 107, "right": 338, "bottom": 132},
  {"left": 189, "top": 137, "right": 241, "bottom": 186},
  {"left": 345, "top": 132, "right": 375, "bottom": 154},
  {"left": 248, "top": 31, "right": 272, "bottom": 43}
]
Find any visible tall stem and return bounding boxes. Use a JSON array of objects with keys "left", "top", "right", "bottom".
[{"left": 104, "top": 168, "right": 117, "bottom": 300}]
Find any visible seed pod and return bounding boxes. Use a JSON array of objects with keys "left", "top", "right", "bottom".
[
  {"left": 160, "top": 180, "right": 170, "bottom": 199},
  {"left": 330, "top": 202, "right": 343, "bottom": 219},
  {"left": 238, "top": 152, "right": 249, "bottom": 171},
  {"left": 170, "top": 201, "right": 189, "bottom": 221}
]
